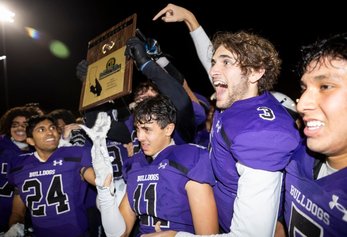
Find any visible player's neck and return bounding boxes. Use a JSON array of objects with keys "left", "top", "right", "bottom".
[
  {"left": 152, "top": 139, "right": 175, "bottom": 159},
  {"left": 35, "top": 149, "right": 55, "bottom": 162},
  {"left": 12, "top": 139, "right": 29, "bottom": 151},
  {"left": 326, "top": 154, "right": 347, "bottom": 170}
]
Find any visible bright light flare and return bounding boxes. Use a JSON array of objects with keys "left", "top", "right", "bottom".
[
  {"left": 0, "top": 5, "right": 15, "bottom": 23},
  {"left": 25, "top": 27, "right": 40, "bottom": 40},
  {"left": 50, "top": 40, "right": 70, "bottom": 59}
]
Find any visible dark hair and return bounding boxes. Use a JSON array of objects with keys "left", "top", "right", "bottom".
[
  {"left": 49, "top": 109, "right": 76, "bottom": 125},
  {"left": 25, "top": 102, "right": 45, "bottom": 115},
  {"left": 26, "top": 115, "right": 55, "bottom": 138},
  {"left": 133, "top": 95, "right": 176, "bottom": 129},
  {"left": 0, "top": 106, "right": 41, "bottom": 136},
  {"left": 134, "top": 80, "right": 160, "bottom": 101},
  {"left": 212, "top": 31, "right": 281, "bottom": 94},
  {"left": 299, "top": 33, "right": 347, "bottom": 78}
]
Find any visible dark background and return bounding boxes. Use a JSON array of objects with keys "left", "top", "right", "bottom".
[{"left": 0, "top": 0, "right": 345, "bottom": 117}]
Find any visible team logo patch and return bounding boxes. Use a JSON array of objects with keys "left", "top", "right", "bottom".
[
  {"left": 329, "top": 194, "right": 347, "bottom": 222},
  {"left": 158, "top": 162, "right": 167, "bottom": 169},
  {"left": 53, "top": 160, "right": 63, "bottom": 166},
  {"left": 215, "top": 120, "right": 222, "bottom": 133}
]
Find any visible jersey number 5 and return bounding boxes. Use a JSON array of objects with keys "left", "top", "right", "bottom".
[{"left": 289, "top": 204, "right": 323, "bottom": 237}]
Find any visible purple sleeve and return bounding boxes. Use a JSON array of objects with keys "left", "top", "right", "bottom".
[
  {"left": 187, "top": 147, "right": 215, "bottom": 186},
  {"left": 81, "top": 147, "right": 93, "bottom": 168},
  {"left": 142, "top": 61, "right": 196, "bottom": 143},
  {"left": 232, "top": 130, "right": 298, "bottom": 171},
  {"left": 192, "top": 101, "right": 207, "bottom": 126}
]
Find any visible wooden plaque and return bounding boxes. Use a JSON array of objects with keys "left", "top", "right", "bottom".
[{"left": 79, "top": 13, "right": 137, "bottom": 111}]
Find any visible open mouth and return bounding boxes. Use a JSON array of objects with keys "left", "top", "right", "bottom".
[
  {"left": 213, "top": 81, "right": 228, "bottom": 88},
  {"left": 15, "top": 131, "right": 26, "bottom": 136},
  {"left": 306, "top": 120, "right": 324, "bottom": 130}
]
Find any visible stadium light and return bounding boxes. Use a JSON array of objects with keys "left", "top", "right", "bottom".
[
  {"left": 0, "top": 4, "right": 14, "bottom": 110},
  {"left": 0, "top": 5, "right": 15, "bottom": 23}
]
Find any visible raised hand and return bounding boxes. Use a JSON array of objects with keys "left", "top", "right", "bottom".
[
  {"left": 125, "top": 36, "right": 151, "bottom": 70},
  {"left": 152, "top": 3, "right": 200, "bottom": 32},
  {"left": 80, "top": 112, "right": 115, "bottom": 194},
  {"left": 80, "top": 112, "right": 110, "bottom": 141}
]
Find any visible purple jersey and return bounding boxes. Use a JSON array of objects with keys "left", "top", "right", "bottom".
[
  {"left": 0, "top": 135, "right": 34, "bottom": 232},
  {"left": 192, "top": 101, "right": 207, "bottom": 127},
  {"left": 83, "top": 139, "right": 129, "bottom": 209},
  {"left": 210, "top": 91, "right": 300, "bottom": 232},
  {"left": 124, "top": 114, "right": 142, "bottom": 155},
  {"left": 107, "top": 139, "right": 129, "bottom": 180},
  {"left": 123, "top": 144, "right": 215, "bottom": 235},
  {"left": 7, "top": 146, "right": 92, "bottom": 237},
  {"left": 284, "top": 141, "right": 347, "bottom": 236},
  {"left": 193, "top": 101, "right": 210, "bottom": 148}
]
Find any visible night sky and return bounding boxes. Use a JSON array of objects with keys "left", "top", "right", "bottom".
[{"left": 0, "top": 0, "right": 346, "bottom": 117}]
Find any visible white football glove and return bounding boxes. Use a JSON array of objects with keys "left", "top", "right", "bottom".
[
  {"left": 4, "top": 223, "right": 24, "bottom": 237},
  {"left": 80, "top": 112, "right": 115, "bottom": 194}
]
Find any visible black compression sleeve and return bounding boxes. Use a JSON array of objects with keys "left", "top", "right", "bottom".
[{"left": 142, "top": 61, "right": 196, "bottom": 143}]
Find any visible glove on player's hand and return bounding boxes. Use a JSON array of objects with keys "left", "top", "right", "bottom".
[
  {"left": 80, "top": 112, "right": 115, "bottom": 194},
  {"left": 125, "top": 36, "right": 151, "bottom": 70}
]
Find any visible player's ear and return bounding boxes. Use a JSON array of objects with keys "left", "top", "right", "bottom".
[
  {"left": 248, "top": 68, "right": 265, "bottom": 83},
  {"left": 164, "top": 123, "right": 175, "bottom": 137},
  {"left": 26, "top": 137, "right": 35, "bottom": 146}
]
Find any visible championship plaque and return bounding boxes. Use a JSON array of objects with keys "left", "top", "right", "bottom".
[{"left": 79, "top": 14, "right": 137, "bottom": 111}]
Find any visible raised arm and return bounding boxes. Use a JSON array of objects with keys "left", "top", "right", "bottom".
[
  {"left": 125, "top": 37, "right": 196, "bottom": 143},
  {"left": 152, "top": 3, "right": 200, "bottom": 32},
  {"left": 80, "top": 112, "right": 115, "bottom": 191},
  {"left": 81, "top": 113, "right": 132, "bottom": 236},
  {"left": 153, "top": 3, "right": 213, "bottom": 83}
]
